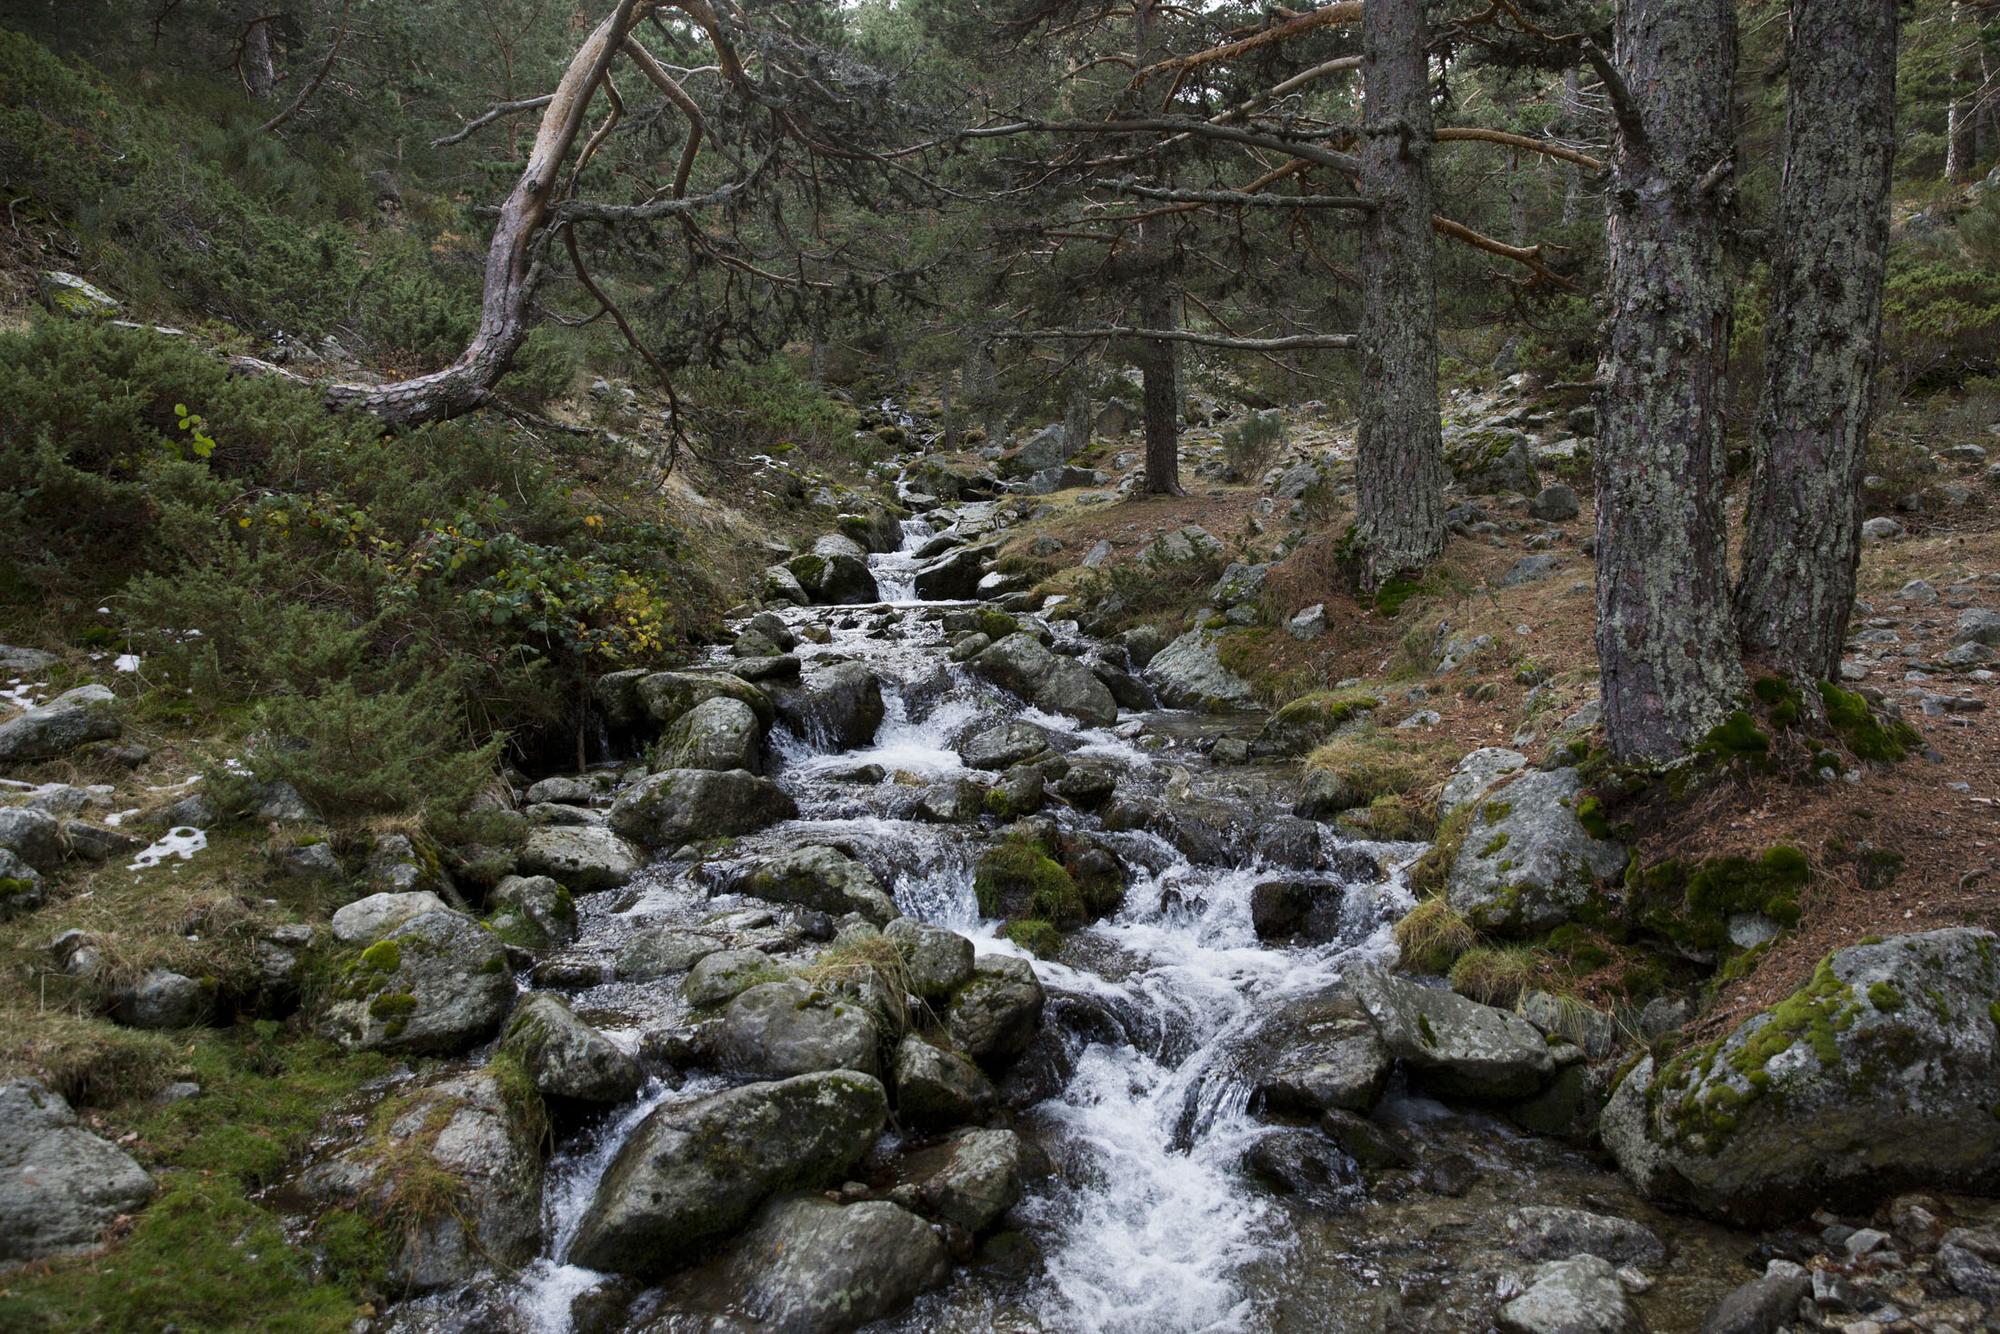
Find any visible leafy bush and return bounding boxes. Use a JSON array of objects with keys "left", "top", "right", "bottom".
[
  {"left": 1220, "top": 410, "right": 1286, "bottom": 482},
  {"left": 253, "top": 681, "right": 501, "bottom": 817}
]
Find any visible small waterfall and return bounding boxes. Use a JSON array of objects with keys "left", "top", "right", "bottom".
[{"left": 869, "top": 516, "right": 936, "bottom": 604}]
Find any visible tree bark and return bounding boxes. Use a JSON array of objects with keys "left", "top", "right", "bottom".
[
  {"left": 1354, "top": 0, "right": 1446, "bottom": 590},
  {"left": 1594, "top": 0, "right": 1744, "bottom": 761},
  {"left": 1946, "top": 0, "right": 1978, "bottom": 183},
  {"left": 1134, "top": 0, "right": 1185, "bottom": 496},
  {"left": 241, "top": 9, "right": 276, "bottom": 100},
  {"left": 1562, "top": 66, "right": 1584, "bottom": 224},
  {"left": 324, "top": 0, "right": 643, "bottom": 429},
  {"left": 1736, "top": 0, "right": 1898, "bottom": 682}
]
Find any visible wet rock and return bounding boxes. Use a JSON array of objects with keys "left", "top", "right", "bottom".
[
  {"left": 316, "top": 910, "right": 515, "bottom": 1055},
  {"left": 518, "top": 824, "right": 646, "bottom": 892},
  {"left": 1507, "top": 1063, "right": 1605, "bottom": 1142},
  {"left": 1601, "top": 929, "right": 2000, "bottom": 1223},
  {"left": 503, "top": 993, "right": 643, "bottom": 1103},
  {"left": 609, "top": 769, "right": 798, "bottom": 849},
  {"left": 914, "top": 778, "right": 983, "bottom": 823},
  {"left": 1144, "top": 630, "right": 1257, "bottom": 711},
  {"left": 1499, "top": 1256, "right": 1639, "bottom": 1334},
  {"left": 1248, "top": 880, "right": 1349, "bottom": 943},
  {"left": 111, "top": 969, "right": 209, "bottom": 1029},
  {"left": 652, "top": 697, "right": 764, "bottom": 774},
  {"left": 959, "top": 720, "right": 1053, "bottom": 770},
  {"left": 1438, "top": 747, "right": 1528, "bottom": 816},
  {"left": 684, "top": 948, "right": 786, "bottom": 1008},
  {"left": 786, "top": 550, "right": 879, "bottom": 605},
  {"left": 1117, "top": 624, "right": 1172, "bottom": 669},
  {"left": 711, "top": 980, "right": 880, "bottom": 1078},
  {"left": 616, "top": 928, "right": 725, "bottom": 981},
  {"left": 769, "top": 661, "right": 885, "bottom": 751},
  {"left": 984, "top": 767, "right": 1046, "bottom": 819},
  {"left": 331, "top": 889, "right": 450, "bottom": 945},
  {"left": 301, "top": 1068, "right": 540, "bottom": 1293},
  {"left": 1242, "top": 1128, "right": 1364, "bottom": 1213},
  {"left": 901, "top": 1128, "right": 1026, "bottom": 1233},
  {"left": 1699, "top": 1260, "right": 1812, "bottom": 1334},
  {"left": 1446, "top": 768, "right": 1626, "bottom": 935},
  {"left": 566, "top": 1070, "right": 888, "bottom": 1278},
  {"left": 488, "top": 874, "right": 578, "bottom": 950},
  {"left": 1937, "top": 1227, "right": 2000, "bottom": 1303},
  {"left": 1518, "top": 990, "right": 1617, "bottom": 1059},
  {"left": 0, "top": 1078, "right": 155, "bottom": 1265},
  {"left": 883, "top": 918, "right": 974, "bottom": 1000},
  {"left": 892, "top": 1034, "right": 995, "bottom": 1127},
  {"left": 1239, "top": 986, "right": 1391, "bottom": 1115},
  {"left": 738, "top": 845, "right": 899, "bottom": 926},
  {"left": 946, "top": 955, "right": 1046, "bottom": 1064},
  {"left": 708, "top": 1195, "right": 948, "bottom": 1332},
  {"left": 1053, "top": 758, "right": 1122, "bottom": 810},
  {"left": 1352, "top": 965, "right": 1555, "bottom": 1100},
  {"left": 914, "top": 544, "right": 992, "bottom": 600},
  {"left": 1317, "top": 1108, "right": 1415, "bottom": 1169},
  {"left": 969, "top": 634, "right": 1118, "bottom": 726},
  {"left": 1507, "top": 1206, "right": 1665, "bottom": 1267},
  {"left": 1418, "top": 1150, "right": 1479, "bottom": 1197},
  {"left": 0, "top": 684, "right": 121, "bottom": 767}
]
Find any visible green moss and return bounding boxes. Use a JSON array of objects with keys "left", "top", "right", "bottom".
[
  {"left": 368, "top": 992, "right": 417, "bottom": 1022},
  {"left": 975, "top": 841, "right": 1084, "bottom": 926},
  {"left": 1481, "top": 800, "right": 1513, "bottom": 825},
  {"left": 1629, "top": 845, "right": 1810, "bottom": 952},
  {"left": 1001, "top": 919, "right": 1064, "bottom": 958},
  {"left": 1416, "top": 1011, "right": 1438, "bottom": 1047},
  {"left": 1697, "top": 710, "right": 1770, "bottom": 760},
  {"left": 1751, "top": 675, "right": 1805, "bottom": 729},
  {"left": 1817, "top": 682, "right": 1922, "bottom": 762},
  {"left": 788, "top": 553, "right": 829, "bottom": 587},
  {"left": 1338, "top": 794, "right": 1435, "bottom": 841},
  {"left": 1867, "top": 982, "right": 1904, "bottom": 1012},
  {"left": 974, "top": 609, "right": 1022, "bottom": 641},
  {"left": 357, "top": 939, "right": 400, "bottom": 974},
  {"left": 1479, "top": 832, "right": 1511, "bottom": 858},
  {"left": 1373, "top": 577, "right": 1420, "bottom": 617},
  {"left": 1574, "top": 794, "right": 1612, "bottom": 840},
  {"left": 1545, "top": 924, "right": 1613, "bottom": 971}
]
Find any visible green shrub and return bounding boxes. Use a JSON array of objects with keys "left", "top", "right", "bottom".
[{"left": 251, "top": 681, "right": 501, "bottom": 818}]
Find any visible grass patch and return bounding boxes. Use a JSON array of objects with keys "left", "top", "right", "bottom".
[
  {"left": 1447, "top": 946, "right": 1544, "bottom": 1007},
  {"left": 1394, "top": 897, "right": 1477, "bottom": 975},
  {"left": 1304, "top": 723, "right": 1458, "bottom": 803}
]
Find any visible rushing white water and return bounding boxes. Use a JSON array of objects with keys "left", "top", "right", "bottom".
[{"left": 485, "top": 471, "right": 1412, "bottom": 1334}]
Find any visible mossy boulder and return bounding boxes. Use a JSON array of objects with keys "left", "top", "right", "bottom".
[
  {"left": 566, "top": 1070, "right": 888, "bottom": 1278},
  {"left": 315, "top": 910, "right": 515, "bottom": 1055},
  {"left": 786, "top": 549, "right": 880, "bottom": 605},
  {"left": 648, "top": 696, "right": 764, "bottom": 774},
  {"left": 1253, "top": 690, "right": 1382, "bottom": 757},
  {"left": 1444, "top": 425, "right": 1540, "bottom": 496},
  {"left": 608, "top": 768, "right": 797, "bottom": 849},
  {"left": 969, "top": 633, "right": 1118, "bottom": 726},
  {"left": 1352, "top": 964, "right": 1557, "bottom": 1101},
  {"left": 1143, "top": 629, "right": 1258, "bottom": 712},
  {"left": 633, "top": 671, "right": 775, "bottom": 730},
  {"left": 710, "top": 979, "right": 882, "bottom": 1079},
  {"left": 737, "top": 844, "right": 899, "bottom": 925},
  {"left": 501, "top": 994, "right": 642, "bottom": 1104},
  {"left": 945, "top": 955, "right": 1046, "bottom": 1064},
  {"left": 705, "top": 1195, "right": 949, "bottom": 1331},
  {"left": 1444, "top": 768, "right": 1627, "bottom": 936},
  {"left": 1601, "top": 928, "right": 2000, "bottom": 1224}
]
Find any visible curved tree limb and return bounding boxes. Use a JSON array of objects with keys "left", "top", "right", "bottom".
[
  {"left": 995, "top": 326, "right": 1358, "bottom": 350},
  {"left": 1434, "top": 126, "right": 1604, "bottom": 172},
  {"left": 258, "top": 0, "right": 352, "bottom": 135},
  {"left": 432, "top": 94, "right": 557, "bottom": 150}
]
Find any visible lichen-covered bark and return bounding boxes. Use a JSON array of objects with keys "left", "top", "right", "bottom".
[
  {"left": 1595, "top": 0, "right": 1743, "bottom": 761},
  {"left": 1354, "top": 0, "right": 1445, "bottom": 589},
  {"left": 1944, "top": 0, "right": 1979, "bottom": 184},
  {"left": 1736, "top": 0, "right": 1897, "bottom": 680}
]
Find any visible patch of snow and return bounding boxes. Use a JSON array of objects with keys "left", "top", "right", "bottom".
[{"left": 130, "top": 826, "right": 206, "bottom": 869}]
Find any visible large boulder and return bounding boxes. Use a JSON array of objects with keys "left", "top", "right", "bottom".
[
  {"left": 959, "top": 719, "right": 1054, "bottom": 770},
  {"left": 1601, "top": 929, "right": 2000, "bottom": 1223},
  {"left": 709, "top": 1195, "right": 949, "bottom": 1332},
  {"left": 1351, "top": 965, "right": 1555, "bottom": 1100},
  {"left": 969, "top": 634, "right": 1117, "bottom": 726},
  {"left": 502, "top": 994, "right": 643, "bottom": 1103},
  {"left": 566, "top": 1070, "right": 888, "bottom": 1277},
  {"left": 1499, "top": 1256, "right": 1639, "bottom": 1334},
  {"left": 1235, "top": 986, "right": 1392, "bottom": 1115},
  {"left": 0, "top": 1078, "right": 154, "bottom": 1265},
  {"left": 1445, "top": 426, "right": 1541, "bottom": 496},
  {"left": 518, "top": 824, "right": 646, "bottom": 892},
  {"left": 487, "top": 874, "right": 578, "bottom": 950},
  {"left": 0, "top": 685, "right": 121, "bottom": 767},
  {"left": 738, "top": 845, "right": 899, "bottom": 925},
  {"left": 892, "top": 1033, "right": 996, "bottom": 1127},
  {"left": 652, "top": 696, "right": 763, "bottom": 773},
  {"left": 300, "top": 1069, "right": 540, "bottom": 1293},
  {"left": 1438, "top": 747, "right": 1528, "bottom": 817},
  {"left": 711, "top": 980, "right": 882, "bottom": 1078},
  {"left": 0, "top": 807, "right": 63, "bottom": 870},
  {"left": 770, "top": 662, "right": 885, "bottom": 751},
  {"left": 316, "top": 910, "right": 516, "bottom": 1055},
  {"left": 635, "top": 671, "right": 774, "bottom": 730},
  {"left": 609, "top": 768, "right": 797, "bottom": 849},
  {"left": 331, "top": 890, "right": 450, "bottom": 945},
  {"left": 110, "top": 969, "right": 209, "bottom": 1029},
  {"left": 914, "top": 544, "right": 993, "bottom": 601},
  {"left": 1144, "top": 630, "right": 1257, "bottom": 711},
  {"left": 898, "top": 1128, "right": 1025, "bottom": 1233},
  {"left": 1446, "top": 768, "right": 1626, "bottom": 935},
  {"left": 883, "top": 918, "right": 975, "bottom": 1000},
  {"left": 946, "top": 955, "right": 1046, "bottom": 1063},
  {"left": 787, "top": 550, "right": 880, "bottom": 605}
]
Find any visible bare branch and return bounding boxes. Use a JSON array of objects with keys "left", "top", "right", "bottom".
[
  {"left": 432, "top": 94, "right": 557, "bottom": 149},
  {"left": 995, "top": 326, "right": 1359, "bottom": 350},
  {"left": 1131, "top": 3, "right": 1363, "bottom": 85},
  {"left": 258, "top": 0, "right": 353, "bottom": 135},
  {"left": 1434, "top": 127, "right": 1604, "bottom": 172},
  {"left": 1109, "top": 182, "right": 1375, "bottom": 209}
]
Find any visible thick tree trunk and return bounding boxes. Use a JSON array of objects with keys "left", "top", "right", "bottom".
[
  {"left": 1135, "top": 0, "right": 1185, "bottom": 496},
  {"left": 325, "top": 1, "right": 642, "bottom": 429},
  {"left": 1594, "top": 0, "right": 1743, "bottom": 761},
  {"left": 1736, "top": 0, "right": 1898, "bottom": 681},
  {"left": 1946, "top": 1, "right": 1978, "bottom": 183},
  {"left": 241, "top": 10, "right": 276, "bottom": 99},
  {"left": 1354, "top": 0, "right": 1445, "bottom": 590}
]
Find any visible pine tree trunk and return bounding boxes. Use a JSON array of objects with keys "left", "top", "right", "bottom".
[
  {"left": 1135, "top": 0, "right": 1184, "bottom": 496},
  {"left": 1595, "top": 0, "right": 1744, "bottom": 761},
  {"left": 1945, "top": 0, "right": 1978, "bottom": 183},
  {"left": 1354, "top": 0, "right": 1445, "bottom": 590},
  {"left": 241, "top": 10, "right": 276, "bottom": 99},
  {"left": 1736, "top": 0, "right": 1898, "bottom": 682}
]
